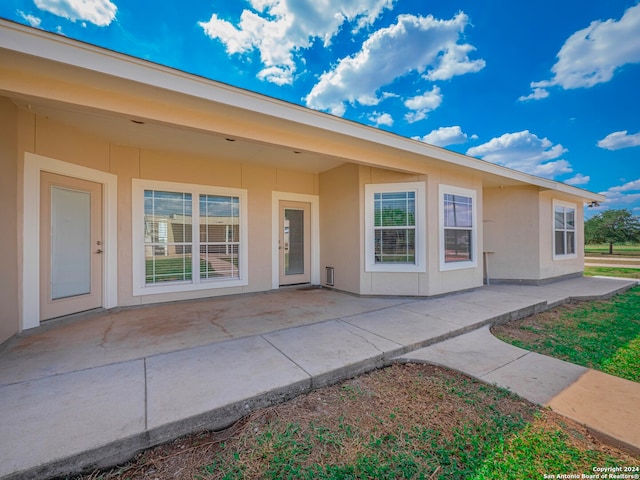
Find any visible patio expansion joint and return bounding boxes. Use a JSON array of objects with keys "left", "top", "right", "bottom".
[
  {"left": 478, "top": 350, "right": 531, "bottom": 380},
  {"left": 260, "top": 335, "right": 313, "bottom": 380},
  {"left": 143, "top": 357, "right": 148, "bottom": 431},
  {"left": 338, "top": 299, "right": 421, "bottom": 322}
]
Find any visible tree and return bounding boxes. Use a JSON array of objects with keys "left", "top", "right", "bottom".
[{"left": 584, "top": 208, "right": 640, "bottom": 254}]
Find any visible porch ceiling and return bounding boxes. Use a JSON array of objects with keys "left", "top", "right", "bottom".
[{"left": 10, "top": 96, "right": 347, "bottom": 174}]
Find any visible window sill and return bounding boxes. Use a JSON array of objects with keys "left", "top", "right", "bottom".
[
  {"left": 439, "top": 260, "right": 477, "bottom": 272},
  {"left": 365, "top": 263, "right": 426, "bottom": 273},
  {"left": 133, "top": 278, "right": 248, "bottom": 296},
  {"left": 552, "top": 254, "right": 578, "bottom": 261}
]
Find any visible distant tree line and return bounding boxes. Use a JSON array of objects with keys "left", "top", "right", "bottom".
[{"left": 584, "top": 208, "right": 640, "bottom": 254}]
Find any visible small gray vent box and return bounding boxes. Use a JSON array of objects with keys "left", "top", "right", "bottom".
[{"left": 325, "top": 267, "right": 335, "bottom": 286}]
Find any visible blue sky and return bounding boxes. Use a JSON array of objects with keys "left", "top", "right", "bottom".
[{"left": 2, "top": 0, "right": 640, "bottom": 217}]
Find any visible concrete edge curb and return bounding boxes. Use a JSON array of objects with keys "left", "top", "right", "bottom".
[{"left": 4, "top": 378, "right": 312, "bottom": 480}]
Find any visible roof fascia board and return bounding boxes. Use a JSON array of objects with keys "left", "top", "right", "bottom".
[{"left": 0, "top": 20, "right": 604, "bottom": 203}]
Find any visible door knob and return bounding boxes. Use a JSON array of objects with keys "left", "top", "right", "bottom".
[{"left": 95, "top": 249, "right": 103, "bottom": 254}]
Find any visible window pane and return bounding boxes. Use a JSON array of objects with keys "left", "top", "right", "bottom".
[
  {"left": 285, "top": 209, "right": 304, "bottom": 275},
  {"left": 554, "top": 207, "right": 565, "bottom": 230},
  {"left": 199, "top": 194, "right": 240, "bottom": 279},
  {"left": 555, "top": 231, "right": 566, "bottom": 255},
  {"left": 444, "top": 194, "right": 472, "bottom": 227},
  {"left": 144, "top": 190, "right": 193, "bottom": 283},
  {"left": 566, "top": 209, "right": 575, "bottom": 230},
  {"left": 374, "top": 191, "right": 415, "bottom": 227},
  {"left": 444, "top": 229, "right": 472, "bottom": 262},
  {"left": 375, "top": 228, "right": 415, "bottom": 264},
  {"left": 145, "top": 246, "right": 193, "bottom": 283},
  {"left": 566, "top": 231, "right": 575, "bottom": 254}
]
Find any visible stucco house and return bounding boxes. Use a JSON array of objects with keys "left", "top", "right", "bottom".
[{"left": 0, "top": 20, "right": 604, "bottom": 345}]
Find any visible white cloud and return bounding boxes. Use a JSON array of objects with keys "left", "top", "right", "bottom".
[
  {"left": 518, "top": 87, "right": 549, "bottom": 102},
  {"left": 17, "top": 10, "right": 42, "bottom": 27},
  {"left": 564, "top": 174, "right": 590, "bottom": 186},
  {"left": 369, "top": 112, "right": 394, "bottom": 127},
  {"left": 199, "top": 0, "right": 395, "bottom": 86},
  {"left": 521, "top": 4, "right": 640, "bottom": 100},
  {"left": 404, "top": 86, "right": 443, "bottom": 123},
  {"left": 599, "top": 178, "right": 640, "bottom": 208},
  {"left": 34, "top": 0, "right": 117, "bottom": 26},
  {"left": 466, "top": 130, "right": 572, "bottom": 178},
  {"left": 597, "top": 130, "right": 640, "bottom": 150},
  {"left": 414, "top": 125, "right": 477, "bottom": 147},
  {"left": 305, "top": 12, "right": 485, "bottom": 114}
]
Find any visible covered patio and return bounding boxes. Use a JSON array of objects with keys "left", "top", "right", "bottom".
[{"left": 0, "top": 287, "right": 410, "bottom": 386}]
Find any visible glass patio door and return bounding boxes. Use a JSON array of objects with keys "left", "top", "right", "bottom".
[{"left": 279, "top": 201, "right": 311, "bottom": 285}]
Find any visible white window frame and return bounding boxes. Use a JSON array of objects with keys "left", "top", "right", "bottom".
[
  {"left": 439, "top": 185, "right": 478, "bottom": 271},
  {"left": 552, "top": 200, "right": 577, "bottom": 260},
  {"left": 132, "top": 179, "right": 248, "bottom": 296},
  {"left": 364, "top": 182, "right": 426, "bottom": 273}
]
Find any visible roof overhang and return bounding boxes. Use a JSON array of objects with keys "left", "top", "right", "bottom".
[{"left": 0, "top": 19, "right": 604, "bottom": 202}]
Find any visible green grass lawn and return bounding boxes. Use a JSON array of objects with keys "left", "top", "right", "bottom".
[
  {"left": 585, "top": 243, "right": 640, "bottom": 256},
  {"left": 194, "top": 366, "right": 632, "bottom": 480},
  {"left": 493, "top": 287, "right": 640, "bottom": 382},
  {"left": 584, "top": 266, "right": 640, "bottom": 279}
]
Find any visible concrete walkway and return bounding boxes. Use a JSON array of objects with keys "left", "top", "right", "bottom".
[
  {"left": 0, "top": 277, "right": 637, "bottom": 479},
  {"left": 399, "top": 327, "right": 640, "bottom": 452}
]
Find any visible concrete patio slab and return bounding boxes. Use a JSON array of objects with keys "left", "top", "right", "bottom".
[
  {"left": 0, "top": 288, "right": 409, "bottom": 385},
  {"left": 397, "top": 297, "right": 497, "bottom": 327},
  {"left": 263, "top": 320, "right": 401, "bottom": 388},
  {"left": 0, "top": 361, "right": 145, "bottom": 479},
  {"left": 343, "top": 307, "right": 465, "bottom": 349},
  {"left": 548, "top": 369, "right": 640, "bottom": 453},
  {"left": 486, "top": 276, "right": 635, "bottom": 307},
  {"left": 398, "top": 326, "right": 530, "bottom": 377},
  {"left": 146, "top": 336, "right": 310, "bottom": 430}
]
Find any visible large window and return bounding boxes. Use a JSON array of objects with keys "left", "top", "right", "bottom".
[
  {"left": 553, "top": 201, "right": 576, "bottom": 258},
  {"left": 364, "top": 182, "right": 426, "bottom": 273},
  {"left": 439, "top": 185, "right": 477, "bottom": 271},
  {"left": 133, "top": 180, "right": 247, "bottom": 295}
]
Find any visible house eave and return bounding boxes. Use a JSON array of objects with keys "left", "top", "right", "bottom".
[{"left": 0, "top": 19, "right": 604, "bottom": 202}]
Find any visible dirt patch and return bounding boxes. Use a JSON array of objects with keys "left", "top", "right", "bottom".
[
  {"left": 491, "top": 302, "right": 581, "bottom": 346},
  {"left": 68, "top": 363, "right": 638, "bottom": 480}
]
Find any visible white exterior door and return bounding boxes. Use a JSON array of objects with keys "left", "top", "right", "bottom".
[
  {"left": 279, "top": 201, "right": 311, "bottom": 286},
  {"left": 40, "top": 172, "right": 103, "bottom": 320}
]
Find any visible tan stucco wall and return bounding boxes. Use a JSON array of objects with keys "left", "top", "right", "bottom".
[
  {"left": 319, "top": 164, "right": 361, "bottom": 293},
  {"left": 483, "top": 186, "right": 585, "bottom": 282},
  {"left": 0, "top": 97, "right": 20, "bottom": 343},
  {"left": 483, "top": 186, "right": 541, "bottom": 281},
  {"left": 15, "top": 109, "right": 320, "bottom": 312}
]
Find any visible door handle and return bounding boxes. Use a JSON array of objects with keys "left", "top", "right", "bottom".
[{"left": 95, "top": 249, "right": 103, "bottom": 254}]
